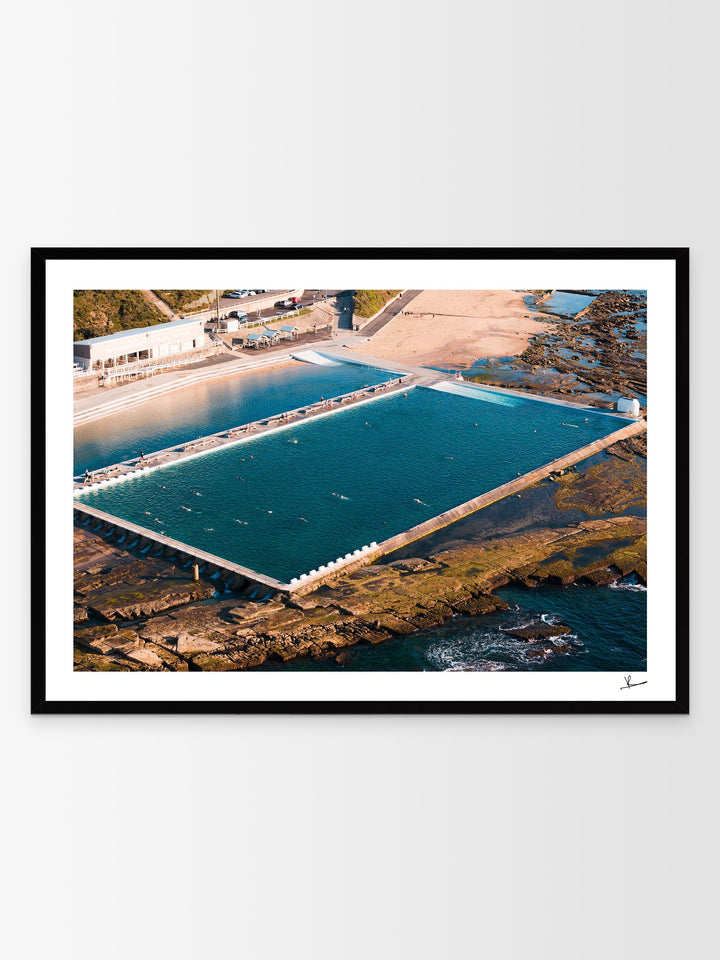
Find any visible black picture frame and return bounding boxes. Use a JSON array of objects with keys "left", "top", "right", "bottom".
[{"left": 31, "top": 247, "right": 689, "bottom": 715}]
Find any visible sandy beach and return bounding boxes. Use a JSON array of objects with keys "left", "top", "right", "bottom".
[{"left": 347, "top": 290, "right": 554, "bottom": 368}]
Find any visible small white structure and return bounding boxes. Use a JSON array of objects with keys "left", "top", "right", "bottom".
[
  {"left": 617, "top": 396, "right": 641, "bottom": 417},
  {"left": 279, "top": 324, "right": 300, "bottom": 340},
  {"left": 218, "top": 317, "right": 239, "bottom": 333}
]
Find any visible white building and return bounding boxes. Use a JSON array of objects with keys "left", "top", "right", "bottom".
[
  {"left": 616, "top": 396, "right": 641, "bottom": 416},
  {"left": 73, "top": 316, "right": 207, "bottom": 371},
  {"left": 218, "top": 317, "right": 239, "bottom": 333}
]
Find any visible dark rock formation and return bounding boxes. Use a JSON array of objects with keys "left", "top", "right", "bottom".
[{"left": 504, "top": 622, "right": 572, "bottom": 641}]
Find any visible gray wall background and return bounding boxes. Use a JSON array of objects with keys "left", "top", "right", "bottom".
[{"left": 2, "top": 2, "right": 713, "bottom": 958}]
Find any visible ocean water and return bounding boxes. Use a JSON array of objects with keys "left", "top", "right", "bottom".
[
  {"left": 75, "top": 384, "right": 626, "bottom": 582},
  {"left": 74, "top": 358, "right": 398, "bottom": 474},
  {"left": 526, "top": 291, "right": 598, "bottom": 317},
  {"left": 256, "top": 580, "right": 647, "bottom": 672}
]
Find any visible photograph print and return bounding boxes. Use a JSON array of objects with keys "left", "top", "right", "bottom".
[{"left": 32, "top": 248, "right": 688, "bottom": 712}]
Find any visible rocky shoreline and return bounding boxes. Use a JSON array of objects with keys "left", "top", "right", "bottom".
[{"left": 467, "top": 291, "right": 647, "bottom": 408}]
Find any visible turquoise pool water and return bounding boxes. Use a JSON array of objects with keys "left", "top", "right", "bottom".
[
  {"left": 75, "top": 385, "right": 626, "bottom": 583},
  {"left": 74, "top": 358, "right": 398, "bottom": 475}
]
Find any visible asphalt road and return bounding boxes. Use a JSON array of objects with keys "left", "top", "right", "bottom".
[
  {"left": 215, "top": 290, "right": 344, "bottom": 323},
  {"left": 359, "top": 290, "right": 422, "bottom": 336}
]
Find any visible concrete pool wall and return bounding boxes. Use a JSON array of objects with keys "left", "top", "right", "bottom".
[{"left": 74, "top": 375, "right": 413, "bottom": 486}]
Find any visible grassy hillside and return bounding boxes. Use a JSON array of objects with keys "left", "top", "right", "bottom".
[
  {"left": 152, "top": 290, "right": 215, "bottom": 313},
  {"left": 73, "top": 291, "right": 165, "bottom": 341},
  {"left": 353, "top": 290, "right": 402, "bottom": 319}
]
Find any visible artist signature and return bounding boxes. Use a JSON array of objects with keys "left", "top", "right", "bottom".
[{"left": 620, "top": 675, "right": 648, "bottom": 690}]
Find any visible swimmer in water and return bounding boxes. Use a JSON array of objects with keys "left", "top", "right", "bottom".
[
  {"left": 144, "top": 510, "right": 151, "bottom": 515},
  {"left": 413, "top": 498, "right": 428, "bottom": 505},
  {"left": 181, "top": 505, "right": 191, "bottom": 511},
  {"left": 297, "top": 517, "right": 308, "bottom": 522},
  {"left": 234, "top": 519, "right": 248, "bottom": 525},
  {"left": 204, "top": 528, "right": 215, "bottom": 532}
]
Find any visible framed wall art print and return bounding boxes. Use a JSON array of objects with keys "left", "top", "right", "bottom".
[{"left": 31, "top": 247, "right": 689, "bottom": 714}]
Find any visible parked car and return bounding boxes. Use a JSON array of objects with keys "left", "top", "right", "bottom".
[
  {"left": 289, "top": 296, "right": 301, "bottom": 304},
  {"left": 226, "top": 291, "right": 242, "bottom": 298}
]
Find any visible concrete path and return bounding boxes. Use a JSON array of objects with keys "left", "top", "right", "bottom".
[{"left": 140, "top": 290, "right": 175, "bottom": 319}]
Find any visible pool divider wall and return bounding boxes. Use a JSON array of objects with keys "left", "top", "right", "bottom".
[
  {"left": 428, "top": 378, "right": 640, "bottom": 419},
  {"left": 74, "top": 376, "right": 414, "bottom": 489}
]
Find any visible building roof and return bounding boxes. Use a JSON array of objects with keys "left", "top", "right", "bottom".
[
  {"left": 73, "top": 314, "right": 205, "bottom": 347},
  {"left": 262, "top": 328, "right": 280, "bottom": 337},
  {"left": 280, "top": 325, "right": 299, "bottom": 332},
  {"left": 246, "top": 332, "right": 268, "bottom": 341}
]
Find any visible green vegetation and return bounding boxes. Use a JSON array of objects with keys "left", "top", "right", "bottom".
[
  {"left": 153, "top": 290, "right": 215, "bottom": 313},
  {"left": 353, "top": 290, "right": 402, "bottom": 319},
  {"left": 73, "top": 290, "right": 164, "bottom": 341}
]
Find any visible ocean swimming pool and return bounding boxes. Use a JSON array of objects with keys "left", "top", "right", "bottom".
[
  {"left": 74, "top": 357, "right": 399, "bottom": 474},
  {"left": 75, "top": 384, "right": 628, "bottom": 583}
]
